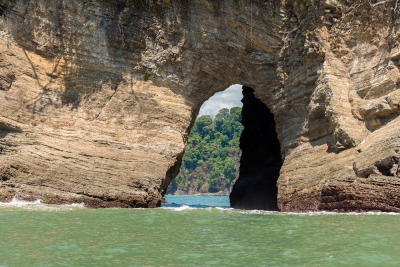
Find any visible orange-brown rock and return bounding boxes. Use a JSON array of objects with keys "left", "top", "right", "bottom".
[{"left": 1, "top": 0, "right": 400, "bottom": 211}]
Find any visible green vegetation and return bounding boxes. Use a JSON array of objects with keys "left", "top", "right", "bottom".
[
  {"left": 143, "top": 73, "right": 151, "bottom": 81},
  {"left": 167, "top": 107, "right": 243, "bottom": 195}
]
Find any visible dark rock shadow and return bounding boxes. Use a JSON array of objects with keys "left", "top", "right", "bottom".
[{"left": 230, "top": 86, "right": 282, "bottom": 211}]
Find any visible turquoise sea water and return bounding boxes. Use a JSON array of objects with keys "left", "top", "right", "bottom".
[{"left": 1, "top": 196, "right": 400, "bottom": 266}]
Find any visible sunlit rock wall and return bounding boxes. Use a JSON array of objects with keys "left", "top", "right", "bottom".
[{"left": 1, "top": 0, "right": 400, "bottom": 211}]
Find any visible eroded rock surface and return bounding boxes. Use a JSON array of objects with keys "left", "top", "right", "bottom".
[{"left": 1, "top": 0, "right": 400, "bottom": 210}]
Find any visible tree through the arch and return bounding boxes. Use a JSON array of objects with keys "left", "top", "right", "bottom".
[{"left": 167, "top": 88, "right": 244, "bottom": 195}]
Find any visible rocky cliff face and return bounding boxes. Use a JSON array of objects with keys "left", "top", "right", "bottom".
[{"left": 1, "top": 0, "right": 400, "bottom": 211}]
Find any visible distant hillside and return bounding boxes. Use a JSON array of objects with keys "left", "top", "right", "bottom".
[{"left": 167, "top": 107, "right": 243, "bottom": 195}]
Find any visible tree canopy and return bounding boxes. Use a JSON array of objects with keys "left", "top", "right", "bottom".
[{"left": 167, "top": 107, "right": 243, "bottom": 195}]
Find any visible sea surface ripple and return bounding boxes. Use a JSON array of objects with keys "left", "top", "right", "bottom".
[{"left": 0, "top": 196, "right": 399, "bottom": 266}]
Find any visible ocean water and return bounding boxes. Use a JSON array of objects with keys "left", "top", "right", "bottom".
[{"left": 1, "top": 196, "right": 400, "bottom": 266}]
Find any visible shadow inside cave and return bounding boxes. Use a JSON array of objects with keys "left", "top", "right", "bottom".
[{"left": 229, "top": 86, "right": 282, "bottom": 211}]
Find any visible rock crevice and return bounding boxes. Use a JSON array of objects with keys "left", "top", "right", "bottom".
[{"left": 230, "top": 86, "right": 282, "bottom": 210}]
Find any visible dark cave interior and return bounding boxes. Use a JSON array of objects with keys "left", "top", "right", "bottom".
[{"left": 229, "top": 86, "right": 283, "bottom": 210}]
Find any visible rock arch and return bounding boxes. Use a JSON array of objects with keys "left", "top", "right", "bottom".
[{"left": 1, "top": 0, "right": 400, "bottom": 211}]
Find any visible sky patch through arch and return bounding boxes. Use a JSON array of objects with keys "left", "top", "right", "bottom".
[{"left": 198, "top": 84, "right": 243, "bottom": 117}]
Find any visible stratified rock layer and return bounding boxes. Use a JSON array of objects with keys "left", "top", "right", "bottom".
[{"left": 1, "top": 0, "right": 400, "bottom": 211}]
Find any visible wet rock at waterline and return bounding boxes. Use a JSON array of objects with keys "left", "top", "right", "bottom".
[{"left": 1, "top": 0, "right": 400, "bottom": 211}]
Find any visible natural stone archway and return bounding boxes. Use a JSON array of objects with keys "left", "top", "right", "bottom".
[{"left": 1, "top": 0, "right": 400, "bottom": 211}]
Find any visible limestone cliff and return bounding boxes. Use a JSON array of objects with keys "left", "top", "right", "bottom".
[{"left": 1, "top": 0, "right": 400, "bottom": 211}]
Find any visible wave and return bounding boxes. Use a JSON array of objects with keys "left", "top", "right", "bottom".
[
  {"left": 240, "top": 210, "right": 400, "bottom": 216},
  {"left": 161, "top": 203, "right": 400, "bottom": 215},
  {"left": 161, "top": 202, "right": 231, "bottom": 211},
  {"left": 236, "top": 210, "right": 398, "bottom": 216},
  {"left": 2, "top": 196, "right": 398, "bottom": 215},
  {"left": 162, "top": 204, "right": 196, "bottom": 211},
  {"left": 0, "top": 195, "right": 85, "bottom": 211}
]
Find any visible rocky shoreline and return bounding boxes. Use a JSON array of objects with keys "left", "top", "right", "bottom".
[{"left": 1, "top": 0, "right": 400, "bottom": 211}]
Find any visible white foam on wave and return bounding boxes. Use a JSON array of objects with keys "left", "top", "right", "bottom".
[
  {"left": 161, "top": 204, "right": 400, "bottom": 215},
  {"left": 161, "top": 205, "right": 233, "bottom": 211},
  {"left": 242, "top": 210, "right": 279, "bottom": 215},
  {"left": 236, "top": 210, "right": 400, "bottom": 216},
  {"left": 9, "top": 195, "right": 42, "bottom": 205},
  {"left": 0, "top": 195, "right": 85, "bottom": 211},
  {"left": 215, "top": 207, "right": 233, "bottom": 211},
  {"left": 280, "top": 211, "right": 400, "bottom": 216},
  {"left": 162, "top": 205, "right": 195, "bottom": 211}
]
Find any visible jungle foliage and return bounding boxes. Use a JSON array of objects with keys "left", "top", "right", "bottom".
[{"left": 167, "top": 107, "right": 243, "bottom": 195}]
